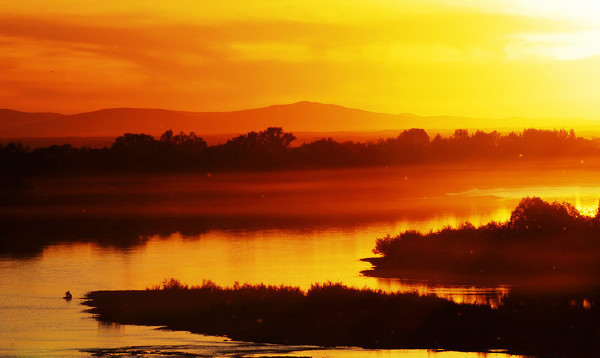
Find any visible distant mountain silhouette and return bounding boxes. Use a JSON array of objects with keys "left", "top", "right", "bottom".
[
  {"left": 0, "top": 101, "right": 595, "bottom": 138},
  {"left": 0, "top": 109, "right": 65, "bottom": 136},
  {"left": 0, "top": 102, "right": 400, "bottom": 137}
]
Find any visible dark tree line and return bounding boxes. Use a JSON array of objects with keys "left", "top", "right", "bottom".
[{"left": 1, "top": 127, "right": 599, "bottom": 176}]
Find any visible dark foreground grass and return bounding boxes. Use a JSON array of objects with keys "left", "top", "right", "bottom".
[{"left": 84, "top": 280, "right": 600, "bottom": 358}]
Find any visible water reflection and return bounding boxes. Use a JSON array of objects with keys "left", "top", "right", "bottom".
[
  {"left": 82, "top": 346, "right": 529, "bottom": 358},
  {"left": 118, "top": 229, "right": 511, "bottom": 307},
  {"left": 258, "top": 350, "right": 526, "bottom": 358},
  {"left": 2, "top": 167, "right": 600, "bottom": 356},
  {"left": 376, "top": 278, "right": 510, "bottom": 308},
  {"left": 97, "top": 321, "right": 123, "bottom": 333},
  {"left": 448, "top": 185, "right": 600, "bottom": 215},
  {"left": 0, "top": 205, "right": 509, "bottom": 259},
  {"left": 5, "top": 167, "right": 599, "bottom": 259}
]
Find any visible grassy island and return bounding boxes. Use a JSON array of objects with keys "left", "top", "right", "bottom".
[
  {"left": 84, "top": 279, "right": 599, "bottom": 358},
  {"left": 363, "top": 197, "right": 600, "bottom": 290}
]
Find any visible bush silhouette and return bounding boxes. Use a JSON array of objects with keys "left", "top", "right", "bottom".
[
  {"left": 509, "top": 197, "right": 581, "bottom": 231},
  {"left": 368, "top": 197, "right": 600, "bottom": 279}
]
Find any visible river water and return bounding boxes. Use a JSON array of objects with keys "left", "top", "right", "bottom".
[{"left": 1, "top": 163, "right": 598, "bottom": 357}]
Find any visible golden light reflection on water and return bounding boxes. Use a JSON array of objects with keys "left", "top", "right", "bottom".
[
  {"left": 68, "top": 188, "right": 599, "bottom": 308},
  {"left": 255, "top": 348, "right": 526, "bottom": 358},
  {"left": 124, "top": 184, "right": 600, "bottom": 308},
  {"left": 376, "top": 279, "right": 510, "bottom": 309},
  {"left": 448, "top": 186, "right": 600, "bottom": 217},
  {"left": 133, "top": 225, "right": 512, "bottom": 307},
  {"left": 3, "top": 168, "right": 600, "bottom": 356}
]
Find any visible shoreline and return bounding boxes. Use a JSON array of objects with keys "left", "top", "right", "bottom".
[{"left": 83, "top": 281, "right": 599, "bottom": 358}]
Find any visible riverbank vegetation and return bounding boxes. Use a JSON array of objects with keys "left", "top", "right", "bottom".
[
  {"left": 2, "top": 127, "right": 598, "bottom": 176},
  {"left": 364, "top": 197, "right": 600, "bottom": 290},
  {"left": 84, "top": 279, "right": 599, "bottom": 358}
]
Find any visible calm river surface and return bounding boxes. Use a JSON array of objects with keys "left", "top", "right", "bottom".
[{"left": 1, "top": 164, "right": 598, "bottom": 357}]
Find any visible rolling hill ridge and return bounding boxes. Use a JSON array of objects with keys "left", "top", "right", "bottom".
[{"left": 0, "top": 101, "right": 594, "bottom": 139}]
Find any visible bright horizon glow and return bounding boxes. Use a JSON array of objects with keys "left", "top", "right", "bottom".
[{"left": 2, "top": 0, "right": 600, "bottom": 124}]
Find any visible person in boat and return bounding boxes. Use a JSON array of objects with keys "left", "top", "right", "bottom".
[{"left": 64, "top": 291, "right": 72, "bottom": 300}]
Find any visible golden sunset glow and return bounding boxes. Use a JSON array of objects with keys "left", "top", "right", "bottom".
[
  {"left": 5, "top": 3, "right": 600, "bottom": 356},
  {"left": 2, "top": 0, "right": 600, "bottom": 123}
]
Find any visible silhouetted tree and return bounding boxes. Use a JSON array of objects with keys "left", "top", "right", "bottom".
[
  {"left": 112, "top": 133, "right": 157, "bottom": 149},
  {"left": 220, "top": 127, "right": 296, "bottom": 169},
  {"left": 509, "top": 197, "right": 581, "bottom": 232},
  {"left": 160, "top": 129, "right": 174, "bottom": 144}
]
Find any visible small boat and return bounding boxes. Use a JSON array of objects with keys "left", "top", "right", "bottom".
[{"left": 63, "top": 291, "right": 72, "bottom": 300}]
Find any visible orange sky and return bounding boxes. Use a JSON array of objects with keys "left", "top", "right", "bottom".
[{"left": 2, "top": 0, "right": 600, "bottom": 121}]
